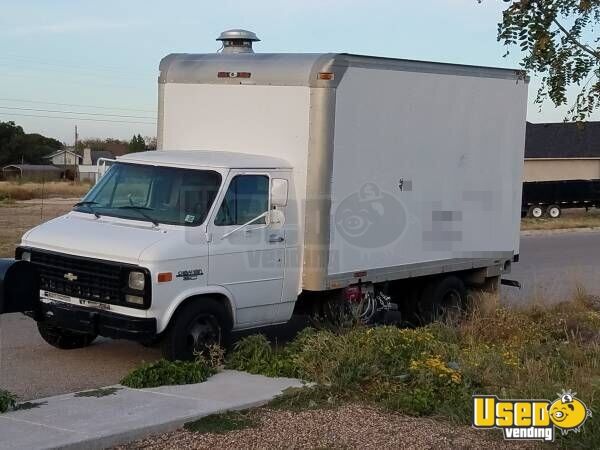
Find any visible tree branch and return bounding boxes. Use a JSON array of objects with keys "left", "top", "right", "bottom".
[
  {"left": 552, "top": 16, "right": 600, "bottom": 59},
  {"left": 530, "top": 0, "right": 600, "bottom": 60}
]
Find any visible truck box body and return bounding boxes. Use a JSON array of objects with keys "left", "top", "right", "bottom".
[{"left": 159, "top": 53, "right": 529, "bottom": 292}]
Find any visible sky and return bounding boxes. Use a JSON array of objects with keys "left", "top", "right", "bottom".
[{"left": 0, "top": 0, "right": 597, "bottom": 144}]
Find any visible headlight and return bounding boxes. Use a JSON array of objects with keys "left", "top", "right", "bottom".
[
  {"left": 20, "top": 251, "right": 31, "bottom": 262},
  {"left": 128, "top": 271, "right": 145, "bottom": 291}
]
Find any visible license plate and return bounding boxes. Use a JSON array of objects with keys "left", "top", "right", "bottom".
[{"left": 41, "top": 291, "right": 111, "bottom": 311}]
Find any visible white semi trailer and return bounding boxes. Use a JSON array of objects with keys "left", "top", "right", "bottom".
[{"left": 0, "top": 30, "right": 528, "bottom": 360}]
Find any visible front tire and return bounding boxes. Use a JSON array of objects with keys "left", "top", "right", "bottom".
[
  {"left": 37, "top": 323, "right": 97, "bottom": 349},
  {"left": 161, "top": 298, "right": 231, "bottom": 361}
]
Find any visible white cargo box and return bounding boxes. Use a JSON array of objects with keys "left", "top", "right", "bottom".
[{"left": 158, "top": 52, "right": 528, "bottom": 291}]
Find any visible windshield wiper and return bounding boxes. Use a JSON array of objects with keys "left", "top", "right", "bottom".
[
  {"left": 74, "top": 200, "right": 101, "bottom": 219},
  {"left": 116, "top": 205, "right": 160, "bottom": 227}
]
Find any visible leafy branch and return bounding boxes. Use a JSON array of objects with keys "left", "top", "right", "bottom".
[{"left": 489, "top": 0, "right": 600, "bottom": 121}]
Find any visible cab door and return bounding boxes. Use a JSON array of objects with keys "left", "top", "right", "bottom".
[{"left": 207, "top": 171, "right": 285, "bottom": 327}]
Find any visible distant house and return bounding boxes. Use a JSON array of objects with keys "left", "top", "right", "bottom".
[
  {"left": 524, "top": 122, "right": 600, "bottom": 182},
  {"left": 44, "top": 148, "right": 82, "bottom": 166},
  {"left": 2, "top": 164, "right": 63, "bottom": 181},
  {"left": 78, "top": 148, "right": 115, "bottom": 182}
]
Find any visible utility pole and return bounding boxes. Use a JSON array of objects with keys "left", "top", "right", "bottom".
[{"left": 66, "top": 125, "right": 78, "bottom": 180}]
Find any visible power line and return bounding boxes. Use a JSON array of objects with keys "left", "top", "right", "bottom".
[
  {"left": 0, "top": 53, "right": 139, "bottom": 74},
  {"left": 0, "top": 112, "right": 155, "bottom": 125},
  {"left": 0, "top": 106, "right": 156, "bottom": 120},
  {"left": 0, "top": 98, "right": 156, "bottom": 113}
]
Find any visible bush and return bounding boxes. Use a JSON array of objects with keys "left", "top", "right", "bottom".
[
  {"left": 121, "top": 359, "right": 216, "bottom": 389},
  {"left": 226, "top": 296, "right": 600, "bottom": 447},
  {"left": 0, "top": 389, "right": 17, "bottom": 413}
]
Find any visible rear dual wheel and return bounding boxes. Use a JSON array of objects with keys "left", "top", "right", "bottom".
[{"left": 417, "top": 276, "right": 467, "bottom": 324}]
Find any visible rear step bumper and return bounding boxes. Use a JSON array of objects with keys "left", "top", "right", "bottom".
[{"left": 38, "top": 301, "right": 157, "bottom": 341}]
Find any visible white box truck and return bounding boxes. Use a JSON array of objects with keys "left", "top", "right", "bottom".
[{"left": 0, "top": 30, "right": 528, "bottom": 360}]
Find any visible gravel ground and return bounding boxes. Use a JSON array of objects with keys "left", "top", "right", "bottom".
[{"left": 118, "top": 404, "right": 539, "bottom": 450}]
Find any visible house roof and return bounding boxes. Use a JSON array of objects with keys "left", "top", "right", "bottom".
[
  {"left": 525, "top": 121, "right": 600, "bottom": 159},
  {"left": 3, "top": 164, "right": 63, "bottom": 172},
  {"left": 45, "top": 149, "right": 82, "bottom": 160}
]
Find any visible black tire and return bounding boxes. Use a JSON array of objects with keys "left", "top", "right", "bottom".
[
  {"left": 161, "top": 298, "right": 232, "bottom": 361},
  {"left": 546, "top": 204, "right": 561, "bottom": 219},
  {"left": 418, "top": 276, "right": 467, "bottom": 323},
  {"left": 37, "top": 322, "right": 97, "bottom": 350},
  {"left": 528, "top": 205, "right": 544, "bottom": 219}
]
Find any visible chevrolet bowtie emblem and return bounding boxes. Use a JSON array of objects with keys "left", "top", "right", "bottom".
[{"left": 64, "top": 272, "right": 78, "bottom": 282}]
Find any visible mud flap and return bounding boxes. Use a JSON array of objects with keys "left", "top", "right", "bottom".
[{"left": 0, "top": 259, "right": 39, "bottom": 315}]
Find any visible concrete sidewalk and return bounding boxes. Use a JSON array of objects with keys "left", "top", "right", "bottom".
[{"left": 0, "top": 370, "right": 303, "bottom": 450}]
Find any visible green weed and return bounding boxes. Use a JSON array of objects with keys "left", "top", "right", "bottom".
[{"left": 184, "top": 410, "right": 257, "bottom": 434}]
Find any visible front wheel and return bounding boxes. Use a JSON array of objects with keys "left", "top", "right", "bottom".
[
  {"left": 161, "top": 299, "right": 231, "bottom": 361},
  {"left": 37, "top": 323, "right": 97, "bottom": 349}
]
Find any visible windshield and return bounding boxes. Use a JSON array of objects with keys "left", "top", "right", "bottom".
[{"left": 74, "top": 163, "right": 222, "bottom": 226}]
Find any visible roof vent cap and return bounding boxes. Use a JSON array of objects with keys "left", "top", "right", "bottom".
[{"left": 217, "top": 29, "right": 260, "bottom": 54}]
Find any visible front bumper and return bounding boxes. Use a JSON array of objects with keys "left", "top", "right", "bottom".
[{"left": 37, "top": 301, "right": 157, "bottom": 341}]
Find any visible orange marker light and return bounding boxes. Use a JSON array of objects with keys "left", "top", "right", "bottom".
[
  {"left": 318, "top": 72, "right": 335, "bottom": 81},
  {"left": 158, "top": 272, "right": 173, "bottom": 283}
]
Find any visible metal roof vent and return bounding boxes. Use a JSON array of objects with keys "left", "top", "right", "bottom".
[{"left": 216, "top": 29, "right": 260, "bottom": 54}]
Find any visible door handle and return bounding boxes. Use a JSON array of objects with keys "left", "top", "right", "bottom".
[{"left": 269, "top": 235, "right": 285, "bottom": 243}]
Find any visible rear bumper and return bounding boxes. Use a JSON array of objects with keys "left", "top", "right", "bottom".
[{"left": 37, "top": 301, "right": 157, "bottom": 341}]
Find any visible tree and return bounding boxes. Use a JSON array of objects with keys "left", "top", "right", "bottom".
[
  {"left": 0, "top": 121, "right": 62, "bottom": 166},
  {"left": 128, "top": 134, "right": 146, "bottom": 153},
  {"left": 492, "top": 0, "right": 600, "bottom": 121}
]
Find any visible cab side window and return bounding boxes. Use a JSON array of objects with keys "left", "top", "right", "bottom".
[{"left": 215, "top": 175, "right": 269, "bottom": 226}]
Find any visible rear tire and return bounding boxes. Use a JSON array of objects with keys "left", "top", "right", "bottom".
[
  {"left": 161, "top": 298, "right": 231, "bottom": 361},
  {"left": 417, "top": 276, "right": 467, "bottom": 323},
  {"left": 528, "top": 205, "right": 544, "bottom": 218},
  {"left": 37, "top": 323, "right": 97, "bottom": 350},
  {"left": 546, "top": 204, "right": 561, "bottom": 218}
]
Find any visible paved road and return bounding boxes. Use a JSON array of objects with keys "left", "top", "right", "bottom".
[
  {"left": 1, "top": 230, "right": 599, "bottom": 400},
  {"left": 504, "top": 230, "right": 600, "bottom": 304}
]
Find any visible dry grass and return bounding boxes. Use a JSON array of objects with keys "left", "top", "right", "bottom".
[
  {"left": 0, "top": 181, "right": 91, "bottom": 201},
  {"left": 0, "top": 200, "right": 73, "bottom": 257},
  {"left": 521, "top": 208, "right": 600, "bottom": 231}
]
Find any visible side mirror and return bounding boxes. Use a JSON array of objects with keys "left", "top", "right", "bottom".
[{"left": 271, "top": 178, "right": 288, "bottom": 207}]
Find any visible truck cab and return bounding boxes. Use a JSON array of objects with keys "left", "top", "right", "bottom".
[{"left": 13, "top": 150, "right": 297, "bottom": 360}]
